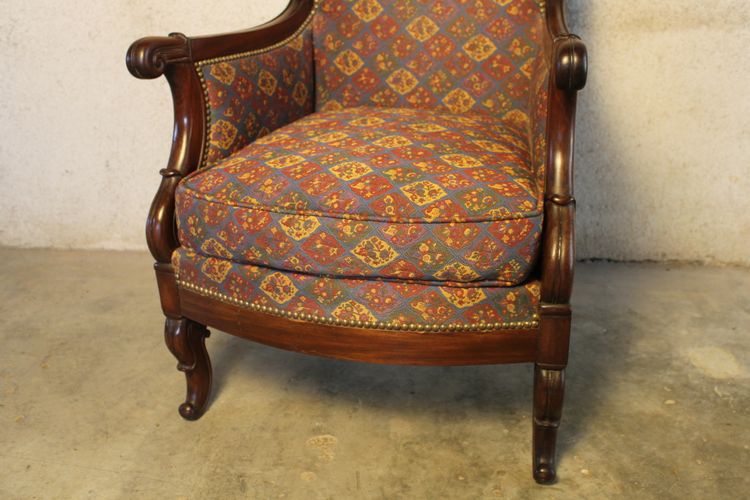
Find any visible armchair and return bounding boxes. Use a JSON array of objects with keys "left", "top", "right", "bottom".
[{"left": 127, "top": 0, "right": 586, "bottom": 483}]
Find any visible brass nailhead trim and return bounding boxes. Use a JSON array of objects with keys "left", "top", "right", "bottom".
[
  {"left": 177, "top": 279, "right": 540, "bottom": 333},
  {"left": 194, "top": 0, "right": 319, "bottom": 170}
]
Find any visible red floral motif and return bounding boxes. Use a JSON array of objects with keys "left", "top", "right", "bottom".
[{"left": 174, "top": 248, "right": 540, "bottom": 328}]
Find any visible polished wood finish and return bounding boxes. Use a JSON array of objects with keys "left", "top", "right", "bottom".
[
  {"left": 531, "top": 0, "right": 587, "bottom": 483},
  {"left": 532, "top": 366, "right": 565, "bottom": 483},
  {"left": 164, "top": 318, "right": 212, "bottom": 420},
  {"left": 180, "top": 288, "right": 538, "bottom": 366},
  {"left": 127, "top": 0, "right": 586, "bottom": 484}
]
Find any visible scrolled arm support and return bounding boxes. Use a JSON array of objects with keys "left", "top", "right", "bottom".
[
  {"left": 126, "top": 34, "right": 190, "bottom": 80},
  {"left": 539, "top": 0, "right": 587, "bottom": 305},
  {"left": 553, "top": 35, "right": 587, "bottom": 92},
  {"left": 129, "top": 0, "right": 317, "bottom": 270}
]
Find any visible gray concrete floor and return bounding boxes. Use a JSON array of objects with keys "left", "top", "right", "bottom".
[{"left": 0, "top": 248, "right": 748, "bottom": 499}]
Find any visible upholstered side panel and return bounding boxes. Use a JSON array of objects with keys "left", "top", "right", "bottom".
[
  {"left": 527, "top": 33, "right": 550, "bottom": 191},
  {"left": 312, "top": 0, "right": 545, "bottom": 117},
  {"left": 197, "top": 26, "right": 314, "bottom": 168},
  {"left": 173, "top": 247, "right": 540, "bottom": 330}
]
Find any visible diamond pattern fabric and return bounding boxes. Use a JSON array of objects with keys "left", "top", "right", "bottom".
[
  {"left": 199, "top": 27, "right": 314, "bottom": 167},
  {"left": 176, "top": 107, "right": 543, "bottom": 286},
  {"left": 312, "top": 0, "right": 545, "bottom": 117},
  {"left": 173, "top": 247, "right": 540, "bottom": 330}
]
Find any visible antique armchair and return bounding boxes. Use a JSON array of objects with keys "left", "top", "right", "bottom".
[{"left": 127, "top": 0, "right": 586, "bottom": 483}]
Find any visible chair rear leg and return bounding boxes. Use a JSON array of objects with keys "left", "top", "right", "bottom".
[
  {"left": 532, "top": 365, "right": 565, "bottom": 484},
  {"left": 164, "top": 317, "right": 212, "bottom": 420}
]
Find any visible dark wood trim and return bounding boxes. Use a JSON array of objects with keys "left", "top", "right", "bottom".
[
  {"left": 540, "top": 0, "right": 587, "bottom": 305},
  {"left": 126, "top": 0, "right": 315, "bottom": 79},
  {"left": 164, "top": 318, "right": 212, "bottom": 420},
  {"left": 179, "top": 288, "right": 538, "bottom": 366},
  {"left": 190, "top": 0, "right": 315, "bottom": 61},
  {"left": 532, "top": 365, "right": 565, "bottom": 484}
]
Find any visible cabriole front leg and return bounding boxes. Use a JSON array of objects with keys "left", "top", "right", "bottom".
[{"left": 164, "top": 317, "right": 212, "bottom": 420}]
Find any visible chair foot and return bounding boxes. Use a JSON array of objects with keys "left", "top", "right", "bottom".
[
  {"left": 164, "top": 317, "right": 212, "bottom": 421},
  {"left": 532, "top": 365, "right": 565, "bottom": 484}
]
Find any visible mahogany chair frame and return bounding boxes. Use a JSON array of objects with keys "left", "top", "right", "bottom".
[{"left": 126, "top": 0, "right": 586, "bottom": 484}]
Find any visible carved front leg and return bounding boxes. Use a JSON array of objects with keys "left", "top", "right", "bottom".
[
  {"left": 164, "top": 318, "right": 212, "bottom": 420},
  {"left": 532, "top": 365, "right": 565, "bottom": 483}
]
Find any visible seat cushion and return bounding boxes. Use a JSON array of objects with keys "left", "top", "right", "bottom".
[
  {"left": 176, "top": 106, "right": 542, "bottom": 286},
  {"left": 173, "top": 248, "right": 540, "bottom": 331}
]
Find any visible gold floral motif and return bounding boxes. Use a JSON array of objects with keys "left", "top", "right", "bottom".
[
  {"left": 292, "top": 81, "right": 309, "bottom": 106},
  {"left": 313, "top": 131, "right": 350, "bottom": 143},
  {"left": 332, "top": 300, "right": 378, "bottom": 322},
  {"left": 210, "top": 120, "right": 238, "bottom": 149},
  {"left": 200, "top": 238, "right": 233, "bottom": 259},
  {"left": 257, "top": 69, "right": 278, "bottom": 96},
  {"left": 439, "top": 287, "right": 487, "bottom": 308},
  {"left": 472, "top": 140, "right": 512, "bottom": 153},
  {"left": 351, "top": 237, "right": 400, "bottom": 268},
  {"left": 254, "top": 133, "right": 291, "bottom": 145},
  {"left": 440, "top": 154, "right": 483, "bottom": 168},
  {"left": 463, "top": 34, "right": 498, "bottom": 62},
  {"left": 279, "top": 215, "right": 321, "bottom": 241},
  {"left": 209, "top": 62, "right": 236, "bottom": 85},
  {"left": 406, "top": 15, "right": 439, "bottom": 42},
  {"left": 334, "top": 49, "right": 365, "bottom": 75},
  {"left": 386, "top": 69, "right": 419, "bottom": 95},
  {"left": 408, "top": 123, "right": 447, "bottom": 133},
  {"left": 266, "top": 154, "right": 305, "bottom": 169},
  {"left": 373, "top": 135, "right": 413, "bottom": 148},
  {"left": 442, "top": 88, "right": 476, "bottom": 114},
  {"left": 435, "top": 262, "right": 481, "bottom": 282},
  {"left": 352, "top": 0, "right": 384, "bottom": 22},
  {"left": 349, "top": 116, "right": 386, "bottom": 127},
  {"left": 330, "top": 161, "right": 373, "bottom": 181}
]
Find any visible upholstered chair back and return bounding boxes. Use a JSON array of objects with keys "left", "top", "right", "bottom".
[{"left": 312, "top": 0, "right": 547, "bottom": 117}]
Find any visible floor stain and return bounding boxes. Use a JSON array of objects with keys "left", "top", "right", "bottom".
[
  {"left": 305, "top": 435, "right": 338, "bottom": 462},
  {"left": 300, "top": 471, "right": 317, "bottom": 482},
  {"left": 686, "top": 346, "right": 746, "bottom": 379}
]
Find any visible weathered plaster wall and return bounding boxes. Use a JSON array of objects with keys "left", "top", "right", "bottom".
[
  {"left": 1, "top": 0, "right": 749, "bottom": 264},
  {"left": 570, "top": 0, "right": 750, "bottom": 264}
]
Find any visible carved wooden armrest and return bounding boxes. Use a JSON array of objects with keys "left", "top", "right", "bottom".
[
  {"left": 538, "top": 0, "right": 588, "bottom": 306},
  {"left": 126, "top": 0, "right": 315, "bottom": 80},
  {"left": 126, "top": 34, "right": 191, "bottom": 80},
  {"left": 126, "top": 0, "right": 316, "bottom": 267}
]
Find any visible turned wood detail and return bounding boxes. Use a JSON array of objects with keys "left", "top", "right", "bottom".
[
  {"left": 164, "top": 318, "right": 212, "bottom": 420},
  {"left": 533, "top": 365, "right": 565, "bottom": 484}
]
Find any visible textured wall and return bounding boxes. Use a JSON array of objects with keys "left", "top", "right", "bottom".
[{"left": 1, "top": 0, "right": 749, "bottom": 264}]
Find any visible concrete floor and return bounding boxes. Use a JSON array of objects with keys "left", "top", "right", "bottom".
[{"left": 0, "top": 249, "right": 748, "bottom": 499}]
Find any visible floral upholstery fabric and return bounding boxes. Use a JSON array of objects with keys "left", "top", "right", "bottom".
[
  {"left": 176, "top": 107, "right": 543, "bottom": 287},
  {"left": 198, "top": 27, "right": 314, "bottom": 167},
  {"left": 312, "top": 0, "right": 545, "bottom": 118},
  {"left": 173, "top": 247, "right": 540, "bottom": 330}
]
